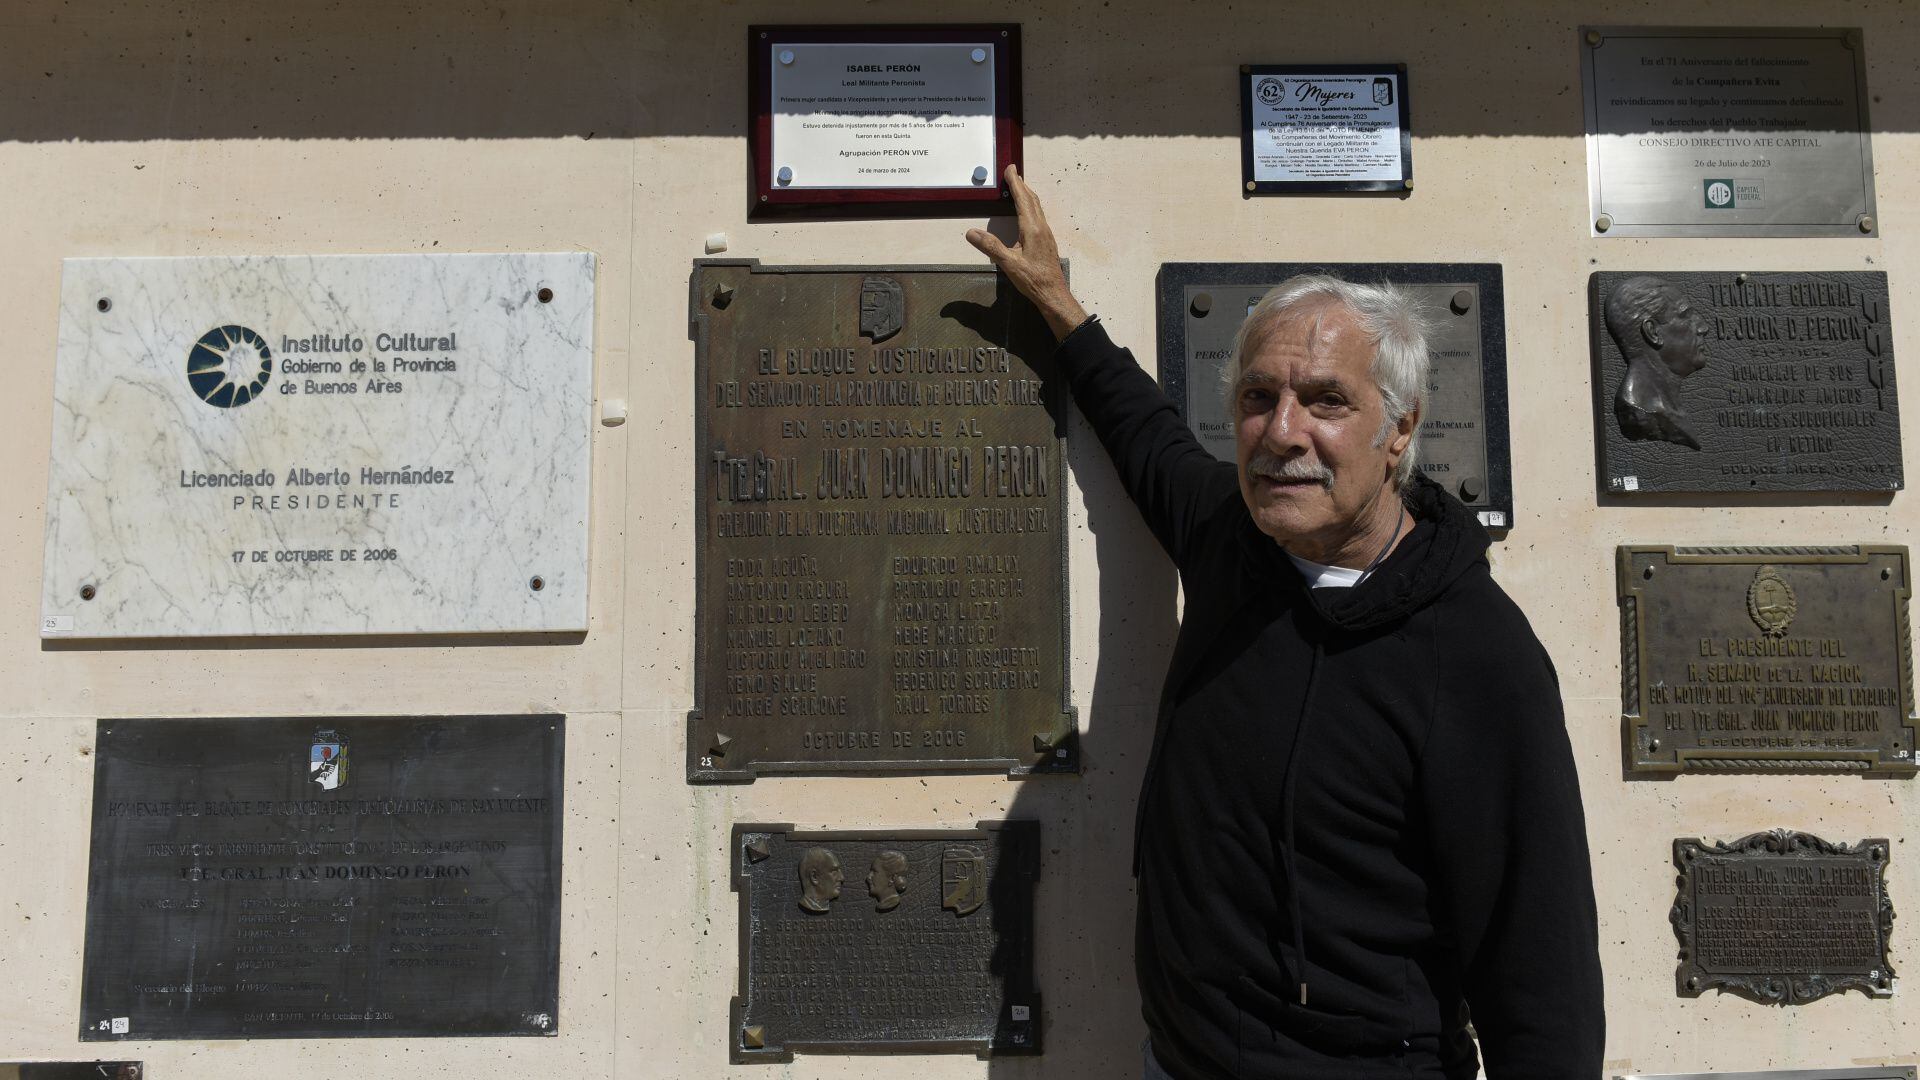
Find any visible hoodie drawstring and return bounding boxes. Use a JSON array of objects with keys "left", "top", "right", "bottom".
[{"left": 1277, "top": 636, "right": 1325, "bottom": 1006}]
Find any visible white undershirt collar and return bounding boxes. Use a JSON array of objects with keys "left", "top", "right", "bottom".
[{"left": 1285, "top": 553, "right": 1366, "bottom": 589}]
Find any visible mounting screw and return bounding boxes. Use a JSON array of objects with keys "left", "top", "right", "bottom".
[
  {"left": 1245, "top": 180, "right": 1256, "bottom": 192},
  {"left": 970, "top": 48, "right": 987, "bottom": 64},
  {"left": 778, "top": 49, "right": 794, "bottom": 65},
  {"left": 537, "top": 287, "right": 553, "bottom": 303},
  {"left": 528, "top": 575, "right": 545, "bottom": 592},
  {"left": 1736, "top": 272, "right": 1749, "bottom": 284},
  {"left": 777, "top": 166, "right": 793, "bottom": 186},
  {"left": 79, "top": 584, "right": 97, "bottom": 601},
  {"left": 1450, "top": 289, "right": 1473, "bottom": 315},
  {"left": 1595, "top": 213, "right": 1614, "bottom": 233},
  {"left": 96, "top": 297, "right": 112, "bottom": 313},
  {"left": 1644, "top": 565, "right": 1655, "bottom": 579},
  {"left": 1686, "top": 975, "right": 1700, "bottom": 991},
  {"left": 713, "top": 283, "right": 735, "bottom": 309},
  {"left": 1859, "top": 214, "right": 1876, "bottom": 234},
  {"left": 972, "top": 165, "right": 990, "bottom": 185},
  {"left": 1241, "top": 64, "right": 1251, "bottom": 74},
  {"left": 1586, "top": 29, "right": 1603, "bottom": 47},
  {"left": 1190, "top": 293, "right": 1213, "bottom": 318},
  {"left": 1650, "top": 738, "right": 1661, "bottom": 751}
]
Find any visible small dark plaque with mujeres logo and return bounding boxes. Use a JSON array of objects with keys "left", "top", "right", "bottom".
[
  {"left": 1617, "top": 546, "right": 1915, "bottom": 776},
  {"left": 730, "top": 822, "right": 1040, "bottom": 1062},
  {"left": 689, "top": 260, "right": 1076, "bottom": 781},
  {"left": 1672, "top": 830, "right": 1894, "bottom": 1004},
  {"left": 1589, "top": 271, "right": 1901, "bottom": 494},
  {"left": 79, "top": 715, "right": 563, "bottom": 1041},
  {"left": 1155, "top": 263, "right": 1513, "bottom": 529}
]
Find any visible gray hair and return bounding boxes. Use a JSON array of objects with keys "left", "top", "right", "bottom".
[{"left": 1223, "top": 275, "right": 1433, "bottom": 487}]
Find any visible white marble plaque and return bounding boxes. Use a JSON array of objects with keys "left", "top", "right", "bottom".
[{"left": 42, "top": 253, "right": 594, "bottom": 638}]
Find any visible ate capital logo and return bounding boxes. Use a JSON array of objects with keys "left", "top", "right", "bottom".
[
  {"left": 1704, "top": 179, "right": 1735, "bottom": 210},
  {"left": 1256, "top": 77, "right": 1283, "bottom": 106},
  {"left": 187, "top": 324, "right": 273, "bottom": 408}
]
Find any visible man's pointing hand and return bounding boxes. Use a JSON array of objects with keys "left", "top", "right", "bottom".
[{"left": 966, "top": 164, "right": 1089, "bottom": 341}]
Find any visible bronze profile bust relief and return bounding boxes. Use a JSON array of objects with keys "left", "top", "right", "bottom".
[
  {"left": 1604, "top": 275, "right": 1710, "bottom": 450},
  {"left": 797, "top": 847, "right": 843, "bottom": 913},
  {"left": 866, "top": 851, "right": 909, "bottom": 912}
]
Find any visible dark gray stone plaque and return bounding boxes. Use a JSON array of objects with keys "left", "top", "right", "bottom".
[
  {"left": 1156, "top": 263, "right": 1513, "bottom": 529},
  {"left": 4, "top": 1066, "right": 144, "bottom": 1080},
  {"left": 1590, "top": 272, "right": 1901, "bottom": 494},
  {"left": 80, "top": 716, "right": 563, "bottom": 1041},
  {"left": 1619, "top": 546, "right": 1915, "bottom": 776},
  {"left": 1673, "top": 830, "right": 1894, "bottom": 1004},
  {"left": 689, "top": 260, "right": 1075, "bottom": 781},
  {"left": 1619, "top": 1070, "right": 1916, "bottom": 1079},
  {"left": 730, "top": 822, "right": 1040, "bottom": 1062}
]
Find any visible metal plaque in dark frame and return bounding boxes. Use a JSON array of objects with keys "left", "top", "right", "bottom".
[
  {"left": 1672, "top": 830, "right": 1895, "bottom": 1004},
  {"left": 749, "top": 25, "right": 1022, "bottom": 220},
  {"left": 1155, "top": 262, "right": 1513, "bottom": 530},
  {"left": 8, "top": 1065, "right": 145, "bottom": 1080},
  {"left": 1617, "top": 545, "right": 1916, "bottom": 776},
  {"left": 730, "top": 821, "right": 1040, "bottom": 1062},
  {"left": 1588, "top": 271, "right": 1901, "bottom": 495},
  {"left": 688, "top": 260, "right": 1076, "bottom": 781},
  {"left": 1240, "top": 64, "right": 1412, "bottom": 195},
  {"left": 79, "top": 715, "right": 564, "bottom": 1041}
]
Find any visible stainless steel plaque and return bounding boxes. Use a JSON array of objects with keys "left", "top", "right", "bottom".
[
  {"left": 1156, "top": 263, "right": 1512, "bottom": 529},
  {"left": 80, "top": 716, "right": 564, "bottom": 1040},
  {"left": 730, "top": 822, "right": 1040, "bottom": 1062},
  {"left": 1581, "top": 27, "right": 1877, "bottom": 238},
  {"left": 1612, "top": 1060, "right": 1912, "bottom": 1068},
  {"left": 1617, "top": 546, "right": 1916, "bottom": 776},
  {"left": 688, "top": 261, "right": 1075, "bottom": 781},
  {"left": 1672, "top": 830, "right": 1894, "bottom": 1004}
]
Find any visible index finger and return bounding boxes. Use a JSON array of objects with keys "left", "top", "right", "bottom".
[{"left": 1005, "top": 164, "right": 1047, "bottom": 226}]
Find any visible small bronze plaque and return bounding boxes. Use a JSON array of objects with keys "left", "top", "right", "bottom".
[
  {"left": 80, "top": 716, "right": 563, "bottom": 1040},
  {"left": 689, "top": 260, "right": 1075, "bottom": 781},
  {"left": 1156, "top": 263, "right": 1513, "bottom": 529},
  {"left": 730, "top": 822, "right": 1040, "bottom": 1062},
  {"left": 1590, "top": 271, "right": 1901, "bottom": 494},
  {"left": 1619, "top": 546, "right": 1915, "bottom": 775},
  {"left": 1673, "top": 830, "right": 1894, "bottom": 1004}
]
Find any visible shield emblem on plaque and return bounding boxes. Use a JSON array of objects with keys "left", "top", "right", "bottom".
[
  {"left": 309, "top": 729, "right": 347, "bottom": 790},
  {"left": 942, "top": 848, "right": 986, "bottom": 916},
  {"left": 1747, "top": 566, "right": 1797, "bottom": 638}
]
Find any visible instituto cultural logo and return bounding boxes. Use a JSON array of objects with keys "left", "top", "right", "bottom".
[
  {"left": 309, "top": 729, "right": 348, "bottom": 790},
  {"left": 1256, "top": 77, "right": 1283, "bottom": 106},
  {"left": 1704, "top": 179, "right": 1735, "bottom": 210},
  {"left": 1747, "top": 565, "right": 1797, "bottom": 637},
  {"left": 186, "top": 324, "right": 273, "bottom": 408}
]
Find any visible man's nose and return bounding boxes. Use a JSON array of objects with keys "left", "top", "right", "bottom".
[{"left": 1261, "top": 396, "right": 1310, "bottom": 455}]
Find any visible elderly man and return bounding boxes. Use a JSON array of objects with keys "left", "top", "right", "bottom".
[{"left": 967, "top": 167, "right": 1602, "bottom": 1080}]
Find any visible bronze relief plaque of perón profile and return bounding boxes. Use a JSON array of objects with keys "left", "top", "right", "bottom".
[
  {"left": 730, "top": 822, "right": 1040, "bottom": 1062},
  {"left": 1589, "top": 271, "right": 1900, "bottom": 494},
  {"left": 688, "top": 260, "right": 1075, "bottom": 781},
  {"left": 1155, "top": 263, "right": 1514, "bottom": 530},
  {"left": 1672, "top": 830, "right": 1894, "bottom": 1005},
  {"left": 1617, "top": 546, "right": 1915, "bottom": 776},
  {"left": 79, "top": 716, "right": 564, "bottom": 1041}
]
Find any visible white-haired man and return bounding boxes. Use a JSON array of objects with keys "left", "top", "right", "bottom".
[{"left": 967, "top": 167, "right": 1603, "bottom": 1080}]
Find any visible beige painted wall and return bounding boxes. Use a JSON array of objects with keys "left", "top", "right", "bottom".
[{"left": 1, "top": 0, "right": 1916, "bottom": 1075}]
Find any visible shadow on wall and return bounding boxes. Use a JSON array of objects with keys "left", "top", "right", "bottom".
[{"left": 7, "top": 0, "right": 1919, "bottom": 144}]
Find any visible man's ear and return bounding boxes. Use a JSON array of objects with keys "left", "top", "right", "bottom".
[{"left": 1386, "top": 405, "right": 1420, "bottom": 465}]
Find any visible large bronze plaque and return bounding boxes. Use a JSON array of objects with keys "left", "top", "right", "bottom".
[
  {"left": 1618, "top": 546, "right": 1915, "bottom": 776},
  {"left": 1672, "top": 830, "right": 1894, "bottom": 1004},
  {"left": 1156, "top": 263, "right": 1513, "bottom": 529},
  {"left": 730, "top": 822, "right": 1040, "bottom": 1062},
  {"left": 1590, "top": 272, "right": 1901, "bottom": 494},
  {"left": 689, "top": 260, "right": 1074, "bottom": 781},
  {"left": 80, "top": 716, "right": 563, "bottom": 1040}
]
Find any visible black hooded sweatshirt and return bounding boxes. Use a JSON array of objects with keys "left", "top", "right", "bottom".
[{"left": 1055, "top": 319, "right": 1603, "bottom": 1079}]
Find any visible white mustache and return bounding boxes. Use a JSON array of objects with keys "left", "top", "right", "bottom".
[{"left": 1247, "top": 452, "right": 1333, "bottom": 489}]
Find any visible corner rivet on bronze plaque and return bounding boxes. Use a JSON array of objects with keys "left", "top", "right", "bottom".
[
  {"left": 1586, "top": 30, "right": 1603, "bottom": 47},
  {"left": 713, "top": 283, "right": 735, "bottom": 308},
  {"left": 742, "top": 1025, "right": 766, "bottom": 1049},
  {"left": 1736, "top": 272, "right": 1749, "bottom": 284},
  {"left": 711, "top": 733, "right": 733, "bottom": 757},
  {"left": 745, "top": 836, "right": 771, "bottom": 862},
  {"left": 1859, "top": 214, "right": 1876, "bottom": 234},
  {"left": 1032, "top": 734, "right": 1054, "bottom": 754}
]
